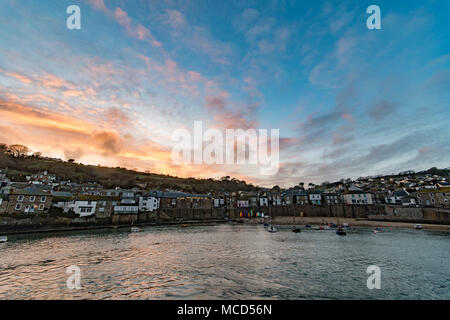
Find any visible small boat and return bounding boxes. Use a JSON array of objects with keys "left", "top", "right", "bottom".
[
  {"left": 305, "top": 224, "right": 311, "bottom": 229},
  {"left": 267, "top": 225, "right": 277, "bottom": 233},
  {"left": 130, "top": 227, "right": 141, "bottom": 233},
  {"left": 374, "top": 227, "right": 383, "bottom": 233},
  {"left": 342, "top": 223, "right": 349, "bottom": 228},
  {"left": 292, "top": 226, "right": 301, "bottom": 233},
  {"left": 415, "top": 224, "right": 423, "bottom": 230},
  {"left": 263, "top": 223, "right": 269, "bottom": 228},
  {"left": 336, "top": 227, "right": 346, "bottom": 236},
  {"left": 0, "top": 236, "right": 7, "bottom": 243}
]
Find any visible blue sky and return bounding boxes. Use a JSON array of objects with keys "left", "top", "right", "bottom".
[{"left": 0, "top": 0, "right": 449, "bottom": 187}]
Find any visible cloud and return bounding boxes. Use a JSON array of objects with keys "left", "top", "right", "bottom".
[
  {"left": 368, "top": 100, "right": 398, "bottom": 120},
  {"left": 114, "top": 8, "right": 161, "bottom": 46}
]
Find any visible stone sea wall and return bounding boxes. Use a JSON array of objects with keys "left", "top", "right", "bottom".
[{"left": 1, "top": 205, "right": 449, "bottom": 233}]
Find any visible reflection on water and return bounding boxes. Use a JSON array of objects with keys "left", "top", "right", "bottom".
[{"left": 0, "top": 224, "right": 449, "bottom": 299}]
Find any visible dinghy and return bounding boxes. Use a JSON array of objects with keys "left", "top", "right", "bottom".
[
  {"left": 292, "top": 226, "right": 301, "bottom": 233},
  {"left": 415, "top": 224, "right": 423, "bottom": 230},
  {"left": 336, "top": 226, "right": 346, "bottom": 236},
  {"left": 0, "top": 236, "right": 7, "bottom": 243},
  {"left": 130, "top": 227, "right": 141, "bottom": 233},
  {"left": 267, "top": 225, "right": 277, "bottom": 233}
]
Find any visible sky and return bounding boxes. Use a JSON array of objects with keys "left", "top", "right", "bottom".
[{"left": 0, "top": 0, "right": 449, "bottom": 188}]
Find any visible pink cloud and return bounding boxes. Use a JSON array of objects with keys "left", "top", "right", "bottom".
[{"left": 114, "top": 8, "right": 161, "bottom": 47}]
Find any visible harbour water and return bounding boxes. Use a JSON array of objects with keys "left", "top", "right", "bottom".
[{"left": 0, "top": 224, "right": 449, "bottom": 299}]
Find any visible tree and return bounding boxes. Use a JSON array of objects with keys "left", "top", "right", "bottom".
[
  {"left": 68, "top": 159, "right": 75, "bottom": 163},
  {"left": 32, "top": 152, "right": 42, "bottom": 158},
  {"left": 7, "top": 144, "right": 30, "bottom": 158},
  {"left": 0, "top": 143, "right": 7, "bottom": 153},
  {"left": 271, "top": 185, "right": 280, "bottom": 192}
]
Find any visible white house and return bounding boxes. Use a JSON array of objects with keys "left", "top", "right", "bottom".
[
  {"left": 259, "top": 197, "right": 268, "bottom": 206},
  {"left": 308, "top": 192, "right": 322, "bottom": 205},
  {"left": 71, "top": 200, "right": 97, "bottom": 217},
  {"left": 139, "top": 196, "right": 159, "bottom": 212},
  {"left": 237, "top": 200, "right": 249, "bottom": 207},
  {"left": 343, "top": 192, "right": 374, "bottom": 205}
]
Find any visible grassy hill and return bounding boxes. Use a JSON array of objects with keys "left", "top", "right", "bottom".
[{"left": 0, "top": 149, "right": 260, "bottom": 194}]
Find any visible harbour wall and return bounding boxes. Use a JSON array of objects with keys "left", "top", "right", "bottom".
[{"left": 1, "top": 205, "right": 449, "bottom": 233}]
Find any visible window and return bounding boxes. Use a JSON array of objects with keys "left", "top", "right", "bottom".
[
  {"left": 38, "top": 204, "right": 44, "bottom": 211},
  {"left": 29, "top": 196, "right": 36, "bottom": 202},
  {"left": 15, "top": 203, "right": 22, "bottom": 210},
  {"left": 40, "top": 196, "right": 46, "bottom": 202},
  {"left": 17, "top": 195, "right": 24, "bottom": 202}
]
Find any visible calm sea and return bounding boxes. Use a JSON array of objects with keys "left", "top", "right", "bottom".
[{"left": 0, "top": 224, "right": 449, "bottom": 299}]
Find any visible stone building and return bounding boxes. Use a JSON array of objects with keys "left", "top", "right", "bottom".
[{"left": 7, "top": 186, "right": 53, "bottom": 214}]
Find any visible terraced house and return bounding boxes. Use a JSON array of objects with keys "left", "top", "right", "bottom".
[
  {"left": 7, "top": 186, "right": 53, "bottom": 214},
  {"left": 414, "top": 187, "right": 450, "bottom": 208}
]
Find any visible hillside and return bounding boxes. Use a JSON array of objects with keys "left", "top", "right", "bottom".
[{"left": 0, "top": 146, "right": 260, "bottom": 194}]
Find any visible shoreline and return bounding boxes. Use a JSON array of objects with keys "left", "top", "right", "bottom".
[
  {"left": 258, "top": 216, "right": 450, "bottom": 231},
  {"left": 0, "top": 219, "right": 227, "bottom": 236},
  {"left": 2, "top": 216, "right": 450, "bottom": 236}
]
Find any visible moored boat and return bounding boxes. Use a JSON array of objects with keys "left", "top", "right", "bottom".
[
  {"left": 292, "top": 226, "right": 301, "bottom": 233},
  {"left": 415, "top": 224, "right": 423, "bottom": 230},
  {"left": 267, "top": 225, "right": 277, "bottom": 233},
  {"left": 0, "top": 236, "right": 7, "bottom": 243},
  {"left": 131, "top": 227, "right": 141, "bottom": 233},
  {"left": 263, "top": 223, "right": 269, "bottom": 228},
  {"left": 336, "top": 226, "right": 346, "bottom": 236}
]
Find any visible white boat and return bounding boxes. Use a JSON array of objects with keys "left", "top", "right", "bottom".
[
  {"left": 267, "top": 225, "right": 277, "bottom": 233},
  {"left": 342, "top": 223, "right": 349, "bottom": 228},
  {"left": 415, "top": 224, "right": 423, "bottom": 230},
  {"left": 0, "top": 236, "right": 7, "bottom": 243},
  {"left": 130, "top": 227, "right": 141, "bottom": 233}
]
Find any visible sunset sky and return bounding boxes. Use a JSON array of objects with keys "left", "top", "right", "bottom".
[{"left": 0, "top": 0, "right": 449, "bottom": 188}]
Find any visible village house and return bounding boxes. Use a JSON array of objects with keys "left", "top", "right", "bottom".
[
  {"left": 343, "top": 190, "right": 374, "bottom": 205},
  {"left": 259, "top": 195, "right": 268, "bottom": 206},
  {"left": 323, "top": 192, "right": 340, "bottom": 205},
  {"left": 139, "top": 193, "right": 160, "bottom": 212},
  {"left": 236, "top": 199, "right": 249, "bottom": 207},
  {"left": 267, "top": 192, "right": 282, "bottom": 206},
  {"left": 414, "top": 187, "right": 450, "bottom": 208},
  {"left": 158, "top": 192, "right": 213, "bottom": 209},
  {"left": 26, "top": 171, "right": 57, "bottom": 185},
  {"left": 282, "top": 190, "right": 309, "bottom": 205},
  {"left": 0, "top": 195, "right": 8, "bottom": 214},
  {"left": 385, "top": 190, "right": 409, "bottom": 205},
  {"left": 7, "top": 186, "right": 53, "bottom": 214},
  {"left": 308, "top": 190, "right": 323, "bottom": 205}
]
